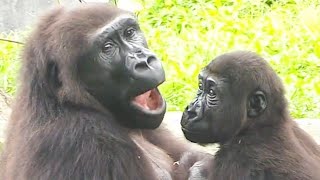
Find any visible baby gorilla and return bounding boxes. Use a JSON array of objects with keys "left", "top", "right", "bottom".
[{"left": 180, "top": 51, "right": 320, "bottom": 180}]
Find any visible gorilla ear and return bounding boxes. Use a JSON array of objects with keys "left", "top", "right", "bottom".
[{"left": 247, "top": 90, "right": 267, "bottom": 117}]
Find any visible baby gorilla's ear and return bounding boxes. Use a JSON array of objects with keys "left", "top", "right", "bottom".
[{"left": 247, "top": 90, "right": 267, "bottom": 117}]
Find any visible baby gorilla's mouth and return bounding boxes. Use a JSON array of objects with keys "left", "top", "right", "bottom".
[{"left": 132, "top": 88, "right": 163, "bottom": 111}]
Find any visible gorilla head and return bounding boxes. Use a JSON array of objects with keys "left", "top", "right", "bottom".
[
  {"left": 78, "top": 10, "right": 166, "bottom": 129},
  {"left": 181, "top": 51, "right": 287, "bottom": 144},
  {"left": 27, "top": 4, "right": 166, "bottom": 129},
  {"left": 1, "top": 4, "right": 213, "bottom": 180}
]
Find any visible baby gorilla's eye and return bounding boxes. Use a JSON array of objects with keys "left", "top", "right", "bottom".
[
  {"left": 124, "top": 27, "right": 136, "bottom": 38},
  {"left": 199, "top": 82, "right": 203, "bottom": 90},
  {"left": 208, "top": 89, "right": 216, "bottom": 97}
]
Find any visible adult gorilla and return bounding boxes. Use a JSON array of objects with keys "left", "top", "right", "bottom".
[
  {"left": 179, "top": 51, "right": 320, "bottom": 179},
  {"left": 0, "top": 3, "right": 209, "bottom": 180}
]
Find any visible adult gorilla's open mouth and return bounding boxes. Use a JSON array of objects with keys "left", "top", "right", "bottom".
[
  {"left": 126, "top": 83, "right": 166, "bottom": 129},
  {"left": 132, "top": 87, "right": 165, "bottom": 114}
]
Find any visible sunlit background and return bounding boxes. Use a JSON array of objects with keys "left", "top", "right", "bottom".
[{"left": 0, "top": 0, "right": 320, "bottom": 118}]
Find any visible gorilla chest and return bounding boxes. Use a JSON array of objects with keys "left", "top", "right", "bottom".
[{"left": 130, "top": 133, "right": 174, "bottom": 180}]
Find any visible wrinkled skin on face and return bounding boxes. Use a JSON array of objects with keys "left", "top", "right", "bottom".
[
  {"left": 180, "top": 70, "right": 240, "bottom": 143},
  {"left": 79, "top": 14, "right": 166, "bottom": 129}
]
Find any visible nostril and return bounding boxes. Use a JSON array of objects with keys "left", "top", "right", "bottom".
[
  {"left": 134, "top": 61, "right": 148, "bottom": 71},
  {"left": 147, "top": 56, "right": 157, "bottom": 66},
  {"left": 187, "top": 110, "right": 198, "bottom": 119}
]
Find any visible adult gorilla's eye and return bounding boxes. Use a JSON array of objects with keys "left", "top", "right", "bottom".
[
  {"left": 124, "top": 27, "right": 136, "bottom": 38},
  {"left": 102, "top": 42, "right": 114, "bottom": 52}
]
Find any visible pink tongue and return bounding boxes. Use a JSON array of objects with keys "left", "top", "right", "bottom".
[{"left": 133, "top": 90, "right": 151, "bottom": 110}]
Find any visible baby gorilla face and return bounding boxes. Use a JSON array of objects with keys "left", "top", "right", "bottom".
[
  {"left": 181, "top": 51, "right": 269, "bottom": 144},
  {"left": 181, "top": 69, "right": 241, "bottom": 144}
]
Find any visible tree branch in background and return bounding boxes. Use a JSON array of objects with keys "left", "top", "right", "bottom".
[
  {"left": 0, "top": 90, "right": 11, "bottom": 107},
  {"left": 0, "top": 38, "right": 24, "bottom": 45},
  {"left": 111, "top": 0, "right": 118, "bottom": 6}
]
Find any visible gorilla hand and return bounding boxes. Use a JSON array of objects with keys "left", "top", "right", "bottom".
[
  {"left": 187, "top": 159, "right": 213, "bottom": 180},
  {"left": 173, "top": 151, "right": 213, "bottom": 180}
]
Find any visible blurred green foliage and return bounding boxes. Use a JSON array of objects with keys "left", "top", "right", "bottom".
[
  {"left": 0, "top": 32, "right": 22, "bottom": 95},
  {"left": 135, "top": 0, "right": 320, "bottom": 118},
  {"left": 0, "top": 0, "right": 319, "bottom": 118}
]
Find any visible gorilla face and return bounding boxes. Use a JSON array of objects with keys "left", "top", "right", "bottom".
[
  {"left": 181, "top": 52, "right": 268, "bottom": 144},
  {"left": 181, "top": 70, "right": 242, "bottom": 144},
  {"left": 79, "top": 14, "right": 166, "bottom": 129}
]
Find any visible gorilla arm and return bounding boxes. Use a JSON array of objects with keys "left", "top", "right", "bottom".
[
  {"left": 173, "top": 150, "right": 269, "bottom": 180},
  {"left": 210, "top": 152, "right": 279, "bottom": 180},
  {"left": 172, "top": 149, "right": 214, "bottom": 180},
  {"left": 141, "top": 125, "right": 214, "bottom": 179},
  {"left": 141, "top": 125, "right": 197, "bottom": 160}
]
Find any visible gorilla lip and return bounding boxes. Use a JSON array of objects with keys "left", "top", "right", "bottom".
[
  {"left": 132, "top": 88, "right": 164, "bottom": 113},
  {"left": 181, "top": 127, "right": 214, "bottom": 144}
]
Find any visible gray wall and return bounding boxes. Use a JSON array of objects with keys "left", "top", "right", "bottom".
[{"left": 0, "top": 0, "right": 108, "bottom": 32}]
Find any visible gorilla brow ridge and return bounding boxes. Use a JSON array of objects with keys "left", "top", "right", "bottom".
[{"left": 94, "top": 15, "right": 137, "bottom": 37}]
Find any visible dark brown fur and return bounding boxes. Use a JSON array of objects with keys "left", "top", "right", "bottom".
[
  {"left": 206, "top": 51, "right": 320, "bottom": 180},
  {"left": 0, "top": 4, "right": 203, "bottom": 180},
  {"left": 179, "top": 51, "right": 320, "bottom": 180}
]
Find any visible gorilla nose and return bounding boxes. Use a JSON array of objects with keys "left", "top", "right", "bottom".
[
  {"left": 126, "top": 52, "right": 165, "bottom": 87},
  {"left": 134, "top": 56, "right": 157, "bottom": 71},
  {"left": 134, "top": 50, "right": 145, "bottom": 58},
  {"left": 187, "top": 110, "right": 198, "bottom": 119},
  {"left": 184, "top": 102, "right": 204, "bottom": 120}
]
